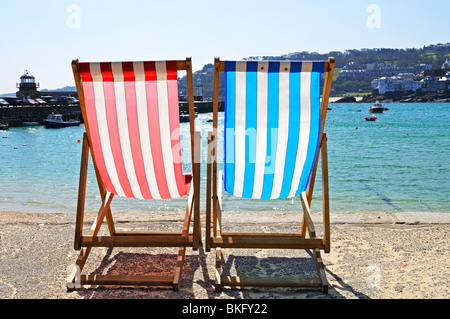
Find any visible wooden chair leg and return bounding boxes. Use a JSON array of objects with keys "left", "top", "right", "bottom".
[
  {"left": 313, "top": 249, "right": 329, "bottom": 293},
  {"left": 192, "top": 131, "right": 201, "bottom": 251},
  {"left": 213, "top": 174, "right": 223, "bottom": 292},
  {"left": 214, "top": 248, "right": 222, "bottom": 292},
  {"left": 74, "top": 133, "right": 89, "bottom": 251},
  {"left": 206, "top": 132, "right": 213, "bottom": 252},
  {"left": 67, "top": 192, "right": 114, "bottom": 290},
  {"left": 321, "top": 134, "right": 331, "bottom": 253},
  {"left": 173, "top": 246, "right": 187, "bottom": 291},
  {"left": 173, "top": 184, "right": 196, "bottom": 291}
]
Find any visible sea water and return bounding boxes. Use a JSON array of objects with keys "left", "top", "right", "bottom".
[{"left": 1, "top": 103, "right": 449, "bottom": 214}]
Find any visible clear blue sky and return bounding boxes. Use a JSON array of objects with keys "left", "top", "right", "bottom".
[{"left": 0, "top": 0, "right": 448, "bottom": 94}]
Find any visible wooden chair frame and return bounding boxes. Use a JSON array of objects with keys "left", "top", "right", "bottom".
[
  {"left": 206, "top": 57, "right": 335, "bottom": 293},
  {"left": 67, "top": 58, "right": 201, "bottom": 291}
]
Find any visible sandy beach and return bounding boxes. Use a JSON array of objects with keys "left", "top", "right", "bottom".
[
  {"left": 0, "top": 210, "right": 448, "bottom": 300},
  {"left": 328, "top": 96, "right": 364, "bottom": 103}
]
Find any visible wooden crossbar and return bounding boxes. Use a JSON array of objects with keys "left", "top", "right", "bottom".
[
  {"left": 114, "top": 231, "right": 195, "bottom": 236},
  {"left": 220, "top": 276, "right": 322, "bottom": 288},
  {"left": 211, "top": 236, "right": 325, "bottom": 250},
  {"left": 80, "top": 235, "right": 194, "bottom": 248},
  {"left": 81, "top": 275, "right": 174, "bottom": 287}
]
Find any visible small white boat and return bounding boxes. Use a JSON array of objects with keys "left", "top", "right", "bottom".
[
  {"left": 364, "top": 114, "right": 378, "bottom": 121},
  {"left": 368, "top": 101, "right": 389, "bottom": 113}
]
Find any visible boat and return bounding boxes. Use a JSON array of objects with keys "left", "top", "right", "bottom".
[
  {"left": 44, "top": 114, "right": 80, "bottom": 128},
  {"left": 179, "top": 113, "right": 197, "bottom": 123},
  {"left": 364, "top": 114, "right": 378, "bottom": 121},
  {"left": 368, "top": 101, "right": 389, "bottom": 113},
  {"left": 180, "top": 114, "right": 190, "bottom": 123},
  {"left": 22, "top": 122, "right": 40, "bottom": 126},
  {"left": 0, "top": 123, "right": 8, "bottom": 130}
]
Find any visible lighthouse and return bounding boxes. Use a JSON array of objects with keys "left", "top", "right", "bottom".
[
  {"left": 16, "top": 70, "right": 41, "bottom": 100},
  {"left": 194, "top": 77, "right": 203, "bottom": 101}
]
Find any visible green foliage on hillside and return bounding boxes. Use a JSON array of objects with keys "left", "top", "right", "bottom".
[{"left": 332, "top": 77, "right": 375, "bottom": 95}]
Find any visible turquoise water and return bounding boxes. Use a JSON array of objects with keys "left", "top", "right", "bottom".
[{"left": 1, "top": 103, "right": 449, "bottom": 214}]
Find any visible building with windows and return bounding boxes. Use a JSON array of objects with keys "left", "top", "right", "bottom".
[
  {"left": 420, "top": 76, "right": 449, "bottom": 93},
  {"left": 340, "top": 62, "right": 432, "bottom": 79},
  {"left": 16, "top": 70, "right": 41, "bottom": 100},
  {"left": 371, "top": 74, "right": 423, "bottom": 94},
  {"left": 442, "top": 58, "right": 450, "bottom": 70}
]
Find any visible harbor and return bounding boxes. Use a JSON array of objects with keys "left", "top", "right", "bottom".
[
  {"left": 1, "top": 102, "right": 449, "bottom": 214},
  {"left": 0, "top": 70, "right": 224, "bottom": 127},
  {"left": 0, "top": 101, "right": 223, "bottom": 127}
]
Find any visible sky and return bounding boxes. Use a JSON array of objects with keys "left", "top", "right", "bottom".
[{"left": 0, "top": 0, "right": 449, "bottom": 95}]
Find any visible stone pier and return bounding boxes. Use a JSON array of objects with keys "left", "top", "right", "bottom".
[{"left": 1, "top": 101, "right": 225, "bottom": 127}]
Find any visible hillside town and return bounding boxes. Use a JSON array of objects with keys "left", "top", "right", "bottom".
[
  {"left": 340, "top": 58, "right": 450, "bottom": 95},
  {"left": 2, "top": 44, "right": 450, "bottom": 105}
]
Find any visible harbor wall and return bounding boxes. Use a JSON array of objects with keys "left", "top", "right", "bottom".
[
  {"left": 0, "top": 105, "right": 82, "bottom": 127},
  {"left": 0, "top": 101, "right": 224, "bottom": 127},
  {"left": 179, "top": 101, "right": 224, "bottom": 113}
]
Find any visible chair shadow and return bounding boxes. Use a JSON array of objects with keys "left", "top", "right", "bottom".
[
  {"left": 75, "top": 245, "right": 214, "bottom": 299},
  {"left": 72, "top": 246, "right": 369, "bottom": 299},
  {"left": 218, "top": 249, "right": 370, "bottom": 299}
]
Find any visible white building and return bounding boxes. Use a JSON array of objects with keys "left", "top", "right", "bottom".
[
  {"left": 372, "top": 75, "right": 423, "bottom": 94},
  {"left": 442, "top": 58, "right": 450, "bottom": 70}
]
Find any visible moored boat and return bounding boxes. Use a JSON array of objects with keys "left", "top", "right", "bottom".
[
  {"left": 179, "top": 113, "right": 197, "bottom": 123},
  {"left": 44, "top": 114, "right": 80, "bottom": 128},
  {"left": 180, "top": 114, "right": 190, "bottom": 123},
  {"left": 364, "top": 114, "right": 378, "bottom": 121},
  {"left": 368, "top": 100, "right": 389, "bottom": 113},
  {"left": 22, "top": 122, "right": 40, "bottom": 126}
]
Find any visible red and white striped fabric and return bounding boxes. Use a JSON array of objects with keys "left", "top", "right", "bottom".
[{"left": 78, "top": 61, "right": 190, "bottom": 200}]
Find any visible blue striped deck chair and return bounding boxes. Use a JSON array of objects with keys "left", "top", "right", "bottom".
[{"left": 206, "top": 57, "right": 335, "bottom": 293}]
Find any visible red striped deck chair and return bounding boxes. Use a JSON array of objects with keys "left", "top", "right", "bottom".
[
  {"left": 206, "top": 57, "right": 335, "bottom": 293},
  {"left": 67, "top": 58, "right": 201, "bottom": 291}
]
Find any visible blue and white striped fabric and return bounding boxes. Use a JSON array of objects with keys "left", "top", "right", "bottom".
[{"left": 224, "top": 60, "right": 324, "bottom": 200}]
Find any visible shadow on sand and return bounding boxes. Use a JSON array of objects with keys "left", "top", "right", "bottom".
[{"left": 71, "top": 246, "right": 368, "bottom": 299}]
